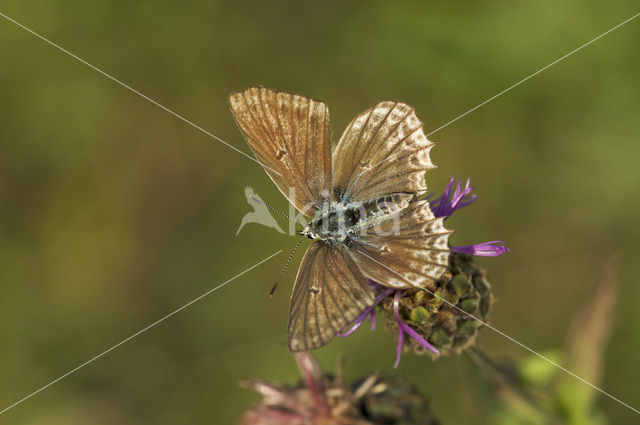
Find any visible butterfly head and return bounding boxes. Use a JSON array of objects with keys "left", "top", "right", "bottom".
[
  {"left": 301, "top": 220, "right": 330, "bottom": 240},
  {"left": 301, "top": 223, "right": 317, "bottom": 240}
]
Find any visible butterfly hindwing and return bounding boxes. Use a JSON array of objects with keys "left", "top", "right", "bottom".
[
  {"left": 229, "top": 87, "right": 332, "bottom": 216},
  {"left": 288, "top": 241, "right": 375, "bottom": 352},
  {"left": 347, "top": 199, "right": 452, "bottom": 289},
  {"left": 332, "top": 102, "right": 436, "bottom": 203}
]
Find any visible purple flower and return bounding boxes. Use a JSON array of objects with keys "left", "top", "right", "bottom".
[
  {"left": 339, "top": 284, "right": 439, "bottom": 368},
  {"left": 431, "top": 176, "right": 509, "bottom": 258},
  {"left": 430, "top": 176, "right": 477, "bottom": 219}
]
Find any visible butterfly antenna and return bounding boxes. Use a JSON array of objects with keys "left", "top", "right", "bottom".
[
  {"left": 269, "top": 236, "right": 305, "bottom": 298},
  {"left": 250, "top": 195, "right": 306, "bottom": 227}
]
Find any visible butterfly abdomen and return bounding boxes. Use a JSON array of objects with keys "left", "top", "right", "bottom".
[{"left": 360, "top": 193, "right": 413, "bottom": 218}]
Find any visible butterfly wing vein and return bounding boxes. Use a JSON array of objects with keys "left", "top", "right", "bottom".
[{"left": 288, "top": 242, "right": 375, "bottom": 352}]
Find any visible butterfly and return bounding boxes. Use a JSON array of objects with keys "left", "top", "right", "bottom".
[{"left": 229, "top": 87, "right": 451, "bottom": 352}]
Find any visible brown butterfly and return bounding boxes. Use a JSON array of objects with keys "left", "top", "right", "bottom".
[{"left": 229, "top": 87, "right": 451, "bottom": 352}]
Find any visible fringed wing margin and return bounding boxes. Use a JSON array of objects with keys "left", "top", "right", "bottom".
[
  {"left": 229, "top": 87, "right": 332, "bottom": 216},
  {"left": 288, "top": 242, "right": 375, "bottom": 351},
  {"left": 347, "top": 200, "right": 452, "bottom": 289},
  {"left": 332, "top": 102, "right": 436, "bottom": 203}
]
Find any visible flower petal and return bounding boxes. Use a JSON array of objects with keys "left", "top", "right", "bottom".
[
  {"left": 393, "top": 291, "right": 404, "bottom": 368},
  {"left": 451, "top": 241, "right": 510, "bottom": 257},
  {"left": 430, "top": 176, "right": 477, "bottom": 219},
  {"left": 338, "top": 287, "right": 393, "bottom": 337}
]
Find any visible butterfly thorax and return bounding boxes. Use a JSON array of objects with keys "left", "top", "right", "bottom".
[{"left": 303, "top": 194, "right": 413, "bottom": 242}]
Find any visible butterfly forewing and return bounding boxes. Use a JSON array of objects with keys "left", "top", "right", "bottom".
[
  {"left": 229, "top": 87, "right": 332, "bottom": 216},
  {"left": 332, "top": 102, "right": 436, "bottom": 203},
  {"left": 347, "top": 200, "right": 452, "bottom": 289},
  {"left": 289, "top": 241, "right": 375, "bottom": 352}
]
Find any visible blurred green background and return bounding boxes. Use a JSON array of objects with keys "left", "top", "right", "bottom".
[{"left": 1, "top": 1, "right": 639, "bottom": 424}]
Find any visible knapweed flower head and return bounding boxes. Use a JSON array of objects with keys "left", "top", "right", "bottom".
[
  {"left": 340, "top": 177, "right": 505, "bottom": 367},
  {"left": 239, "top": 352, "right": 440, "bottom": 425}
]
